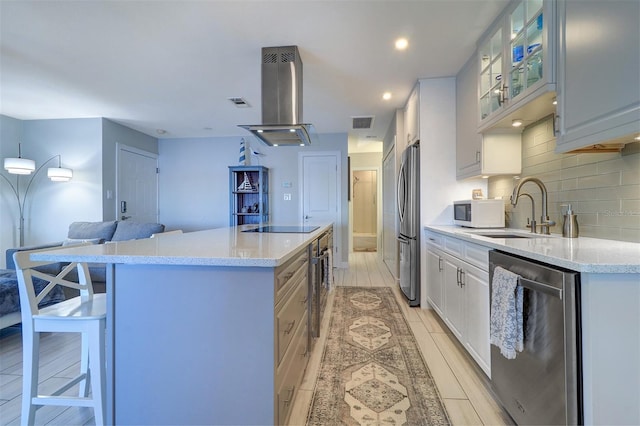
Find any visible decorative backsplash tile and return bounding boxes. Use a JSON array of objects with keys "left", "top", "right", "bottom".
[{"left": 488, "top": 115, "right": 640, "bottom": 242}]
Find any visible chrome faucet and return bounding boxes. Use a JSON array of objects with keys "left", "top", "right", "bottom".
[
  {"left": 517, "top": 192, "right": 536, "bottom": 233},
  {"left": 511, "top": 177, "right": 555, "bottom": 234}
]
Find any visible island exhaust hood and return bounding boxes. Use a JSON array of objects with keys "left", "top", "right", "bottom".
[{"left": 239, "top": 46, "right": 314, "bottom": 146}]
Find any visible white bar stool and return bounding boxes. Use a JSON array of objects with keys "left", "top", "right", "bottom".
[{"left": 13, "top": 246, "right": 107, "bottom": 426}]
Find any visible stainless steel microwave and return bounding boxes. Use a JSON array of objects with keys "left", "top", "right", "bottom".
[{"left": 453, "top": 199, "right": 505, "bottom": 228}]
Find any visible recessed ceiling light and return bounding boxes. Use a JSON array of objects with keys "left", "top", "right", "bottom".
[
  {"left": 634, "top": 135, "right": 640, "bottom": 141},
  {"left": 156, "top": 129, "right": 167, "bottom": 135},
  {"left": 512, "top": 119, "right": 523, "bottom": 127},
  {"left": 382, "top": 92, "right": 392, "bottom": 100},
  {"left": 395, "top": 38, "right": 408, "bottom": 50},
  {"left": 552, "top": 97, "right": 557, "bottom": 105}
]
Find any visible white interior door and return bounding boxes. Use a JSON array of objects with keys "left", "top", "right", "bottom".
[
  {"left": 301, "top": 154, "right": 338, "bottom": 225},
  {"left": 300, "top": 152, "right": 341, "bottom": 261},
  {"left": 117, "top": 145, "right": 159, "bottom": 223}
]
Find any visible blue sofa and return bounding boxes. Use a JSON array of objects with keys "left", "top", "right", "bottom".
[{"left": 1, "top": 220, "right": 164, "bottom": 329}]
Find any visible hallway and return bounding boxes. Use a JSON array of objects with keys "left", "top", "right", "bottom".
[{"left": 290, "top": 251, "right": 511, "bottom": 425}]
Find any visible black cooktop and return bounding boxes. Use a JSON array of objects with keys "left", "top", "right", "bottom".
[{"left": 242, "top": 225, "right": 320, "bottom": 233}]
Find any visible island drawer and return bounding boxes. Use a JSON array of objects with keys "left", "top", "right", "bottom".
[
  {"left": 276, "top": 248, "right": 309, "bottom": 303},
  {"left": 275, "top": 314, "right": 308, "bottom": 426},
  {"left": 276, "top": 270, "right": 308, "bottom": 366}
]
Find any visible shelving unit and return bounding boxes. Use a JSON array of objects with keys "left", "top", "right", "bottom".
[{"left": 229, "top": 166, "right": 269, "bottom": 226}]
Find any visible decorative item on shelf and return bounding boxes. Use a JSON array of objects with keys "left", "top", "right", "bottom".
[
  {"left": 237, "top": 172, "right": 255, "bottom": 191},
  {"left": 238, "top": 138, "right": 247, "bottom": 166},
  {"left": 1, "top": 143, "right": 74, "bottom": 246},
  {"left": 252, "top": 203, "right": 259, "bottom": 213},
  {"left": 249, "top": 147, "right": 265, "bottom": 165},
  {"left": 472, "top": 188, "right": 484, "bottom": 200}
]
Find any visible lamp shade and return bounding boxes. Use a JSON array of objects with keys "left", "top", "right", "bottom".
[
  {"left": 47, "top": 167, "right": 73, "bottom": 182},
  {"left": 4, "top": 157, "right": 36, "bottom": 174}
]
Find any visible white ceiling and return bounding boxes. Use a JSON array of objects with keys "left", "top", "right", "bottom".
[{"left": 0, "top": 0, "right": 509, "bottom": 149}]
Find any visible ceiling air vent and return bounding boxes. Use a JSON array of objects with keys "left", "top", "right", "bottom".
[
  {"left": 228, "top": 97, "right": 251, "bottom": 108},
  {"left": 352, "top": 116, "right": 374, "bottom": 130}
]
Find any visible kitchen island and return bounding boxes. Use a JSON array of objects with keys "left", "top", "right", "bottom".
[
  {"left": 30, "top": 224, "right": 333, "bottom": 425},
  {"left": 425, "top": 225, "right": 640, "bottom": 425}
]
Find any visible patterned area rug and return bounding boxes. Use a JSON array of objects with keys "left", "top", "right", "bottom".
[{"left": 307, "top": 287, "right": 450, "bottom": 425}]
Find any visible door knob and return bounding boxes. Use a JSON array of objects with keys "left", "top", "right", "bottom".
[{"left": 121, "top": 215, "right": 132, "bottom": 220}]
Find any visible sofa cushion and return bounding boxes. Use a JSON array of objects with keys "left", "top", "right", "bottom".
[
  {"left": 111, "top": 222, "right": 165, "bottom": 241},
  {"left": 62, "top": 238, "right": 104, "bottom": 246},
  {"left": 68, "top": 221, "right": 117, "bottom": 241}
]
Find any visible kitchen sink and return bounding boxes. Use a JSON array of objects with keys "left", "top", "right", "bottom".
[
  {"left": 474, "top": 232, "right": 543, "bottom": 239},
  {"left": 476, "top": 233, "right": 532, "bottom": 238}
]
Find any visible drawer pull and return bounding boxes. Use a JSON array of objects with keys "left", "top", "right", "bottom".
[
  {"left": 284, "top": 271, "right": 294, "bottom": 281},
  {"left": 283, "top": 386, "right": 295, "bottom": 406},
  {"left": 300, "top": 346, "right": 308, "bottom": 357},
  {"left": 284, "top": 320, "right": 296, "bottom": 335},
  {"left": 300, "top": 296, "right": 308, "bottom": 305}
]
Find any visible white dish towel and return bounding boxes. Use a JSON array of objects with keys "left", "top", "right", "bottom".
[
  {"left": 323, "top": 249, "right": 334, "bottom": 291},
  {"left": 490, "top": 266, "right": 524, "bottom": 359}
]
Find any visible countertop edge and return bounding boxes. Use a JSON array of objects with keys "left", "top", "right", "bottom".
[
  {"left": 424, "top": 225, "right": 640, "bottom": 274},
  {"left": 29, "top": 224, "right": 333, "bottom": 268}
]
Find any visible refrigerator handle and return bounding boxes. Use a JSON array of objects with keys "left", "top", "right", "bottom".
[
  {"left": 396, "top": 161, "right": 405, "bottom": 223},
  {"left": 397, "top": 235, "right": 409, "bottom": 244}
]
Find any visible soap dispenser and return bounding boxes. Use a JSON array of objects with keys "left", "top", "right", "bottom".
[{"left": 562, "top": 204, "right": 579, "bottom": 238}]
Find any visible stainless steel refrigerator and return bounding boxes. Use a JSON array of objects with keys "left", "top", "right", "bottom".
[{"left": 397, "top": 142, "right": 420, "bottom": 306}]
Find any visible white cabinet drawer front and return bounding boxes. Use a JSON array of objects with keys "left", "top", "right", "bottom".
[
  {"left": 276, "top": 249, "right": 309, "bottom": 303},
  {"left": 444, "top": 236, "right": 464, "bottom": 257},
  {"left": 276, "top": 272, "right": 308, "bottom": 366},
  {"left": 276, "top": 316, "right": 308, "bottom": 425},
  {"left": 464, "top": 242, "right": 490, "bottom": 271},
  {"left": 425, "top": 231, "right": 444, "bottom": 249}
]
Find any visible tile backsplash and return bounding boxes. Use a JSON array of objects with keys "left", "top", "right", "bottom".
[{"left": 488, "top": 115, "right": 640, "bottom": 242}]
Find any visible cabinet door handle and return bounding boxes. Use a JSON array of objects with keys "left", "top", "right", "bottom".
[
  {"left": 438, "top": 257, "right": 443, "bottom": 272},
  {"left": 284, "top": 320, "right": 296, "bottom": 335},
  {"left": 456, "top": 268, "right": 460, "bottom": 286},
  {"left": 460, "top": 270, "right": 465, "bottom": 287},
  {"left": 300, "top": 296, "right": 308, "bottom": 305},
  {"left": 475, "top": 150, "right": 481, "bottom": 163}
]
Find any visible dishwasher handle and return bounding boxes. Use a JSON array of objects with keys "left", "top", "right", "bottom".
[{"left": 519, "top": 276, "right": 563, "bottom": 300}]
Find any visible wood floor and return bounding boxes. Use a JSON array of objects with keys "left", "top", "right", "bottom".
[{"left": 0, "top": 252, "right": 511, "bottom": 425}]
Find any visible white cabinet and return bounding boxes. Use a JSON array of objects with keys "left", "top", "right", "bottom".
[
  {"left": 443, "top": 255, "right": 465, "bottom": 341},
  {"left": 425, "top": 246, "right": 444, "bottom": 316},
  {"left": 404, "top": 84, "right": 420, "bottom": 147},
  {"left": 462, "top": 263, "right": 490, "bottom": 374},
  {"left": 477, "top": 0, "right": 557, "bottom": 132},
  {"left": 425, "top": 230, "right": 491, "bottom": 376},
  {"left": 456, "top": 55, "right": 522, "bottom": 180},
  {"left": 555, "top": 0, "right": 640, "bottom": 152}
]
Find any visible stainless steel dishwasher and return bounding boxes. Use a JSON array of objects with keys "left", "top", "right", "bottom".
[{"left": 489, "top": 250, "right": 582, "bottom": 425}]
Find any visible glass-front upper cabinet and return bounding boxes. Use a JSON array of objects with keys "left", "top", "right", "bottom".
[
  {"left": 509, "top": 0, "right": 543, "bottom": 100},
  {"left": 477, "top": 0, "right": 555, "bottom": 131},
  {"left": 479, "top": 28, "right": 503, "bottom": 120}
]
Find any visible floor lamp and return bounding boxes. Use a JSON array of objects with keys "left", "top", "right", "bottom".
[{"left": 1, "top": 143, "right": 73, "bottom": 246}]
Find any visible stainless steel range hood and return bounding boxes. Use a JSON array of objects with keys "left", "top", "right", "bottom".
[{"left": 239, "top": 46, "right": 314, "bottom": 146}]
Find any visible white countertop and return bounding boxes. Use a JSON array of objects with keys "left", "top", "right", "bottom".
[
  {"left": 30, "top": 224, "right": 332, "bottom": 268},
  {"left": 425, "top": 225, "right": 640, "bottom": 274}
]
